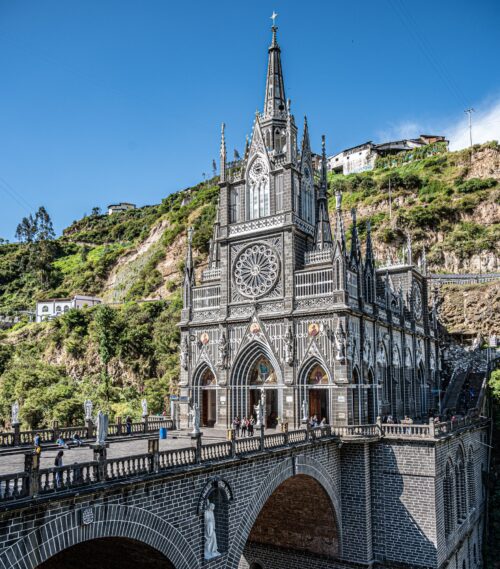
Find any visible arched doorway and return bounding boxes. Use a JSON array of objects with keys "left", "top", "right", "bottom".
[
  {"left": 230, "top": 342, "right": 283, "bottom": 429},
  {"left": 248, "top": 356, "right": 278, "bottom": 427},
  {"left": 240, "top": 475, "right": 339, "bottom": 568},
  {"left": 298, "top": 361, "right": 330, "bottom": 425},
  {"left": 38, "top": 537, "right": 175, "bottom": 569},
  {"left": 200, "top": 368, "right": 217, "bottom": 427}
]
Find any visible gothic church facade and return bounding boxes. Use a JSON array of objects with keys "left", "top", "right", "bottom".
[{"left": 179, "top": 24, "right": 439, "bottom": 430}]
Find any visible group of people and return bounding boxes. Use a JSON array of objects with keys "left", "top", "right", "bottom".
[
  {"left": 381, "top": 415, "right": 414, "bottom": 425},
  {"left": 232, "top": 416, "right": 256, "bottom": 437},
  {"left": 308, "top": 415, "right": 328, "bottom": 427}
]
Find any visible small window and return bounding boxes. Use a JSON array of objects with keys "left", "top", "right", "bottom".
[
  {"left": 63, "top": 306, "right": 69, "bottom": 312},
  {"left": 42, "top": 306, "right": 49, "bottom": 313},
  {"left": 55, "top": 306, "right": 62, "bottom": 312}
]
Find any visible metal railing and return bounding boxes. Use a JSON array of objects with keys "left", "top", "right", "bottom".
[{"left": 295, "top": 268, "right": 334, "bottom": 298}]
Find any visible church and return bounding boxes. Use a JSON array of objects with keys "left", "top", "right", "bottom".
[{"left": 178, "top": 21, "right": 439, "bottom": 430}]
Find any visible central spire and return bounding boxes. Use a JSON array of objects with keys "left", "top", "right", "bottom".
[{"left": 264, "top": 14, "right": 286, "bottom": 119}]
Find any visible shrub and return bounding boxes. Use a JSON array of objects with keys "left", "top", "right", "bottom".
[{"left": 455, "top": 178, "right": 497, "bottom": 194}]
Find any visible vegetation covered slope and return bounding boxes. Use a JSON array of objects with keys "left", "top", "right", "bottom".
[{"left": 0, "top": 142, "right": 498, "bottom": 428}]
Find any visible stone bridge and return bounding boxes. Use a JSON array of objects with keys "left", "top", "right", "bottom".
[{"left": 0, "top": 420, "right": 490, "bottom": 569}]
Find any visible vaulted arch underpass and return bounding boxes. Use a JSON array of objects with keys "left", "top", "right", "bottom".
[
  {"left": 239, "top": 474, "right": 340, "bottom": 569},
  {"left": 37, "top": 538, "right": 175, "bottom": 569}
]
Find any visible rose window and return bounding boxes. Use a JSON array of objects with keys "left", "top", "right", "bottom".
[{"left": 234, "top": 243, "right": 279, "bottom": 298}]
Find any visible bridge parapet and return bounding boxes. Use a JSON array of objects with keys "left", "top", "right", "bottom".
[{"left": 0, "top": 418, "right": 489, "bottom": 508}]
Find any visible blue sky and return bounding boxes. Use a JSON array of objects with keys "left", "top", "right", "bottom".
[{"left": 0, "top": 0, "right": 499, "bottom": 239}]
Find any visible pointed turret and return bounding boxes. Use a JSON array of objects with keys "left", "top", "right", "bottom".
[
  {"left": 208, "top": 198, "right": 220, "bottom": 269},
  {"left": 220, "top": 123, "right": 227, "bottom": 183},
  {"left": 314, "top": 135, "right": 333, "bottom": 250},
  {"left": 333, "top": 189, "right": 346, "bottom": 254},
  {"left": 183, "top": 227, "right": 195, "bottom": 310},
  {"left": 365, "top": 220, "right": 374, "bottom": 265},
  {"left": 263, "top": 19, "right": 286, "bottom": 119},
  {"left": 406, "top": 233, "right": 413, "bottom": 265},
  {"left": 285, "top": 99, "right": 293, "bottom": 163},
  {"left": 349, "top": 208, "right": 361, "bottom": 268}
]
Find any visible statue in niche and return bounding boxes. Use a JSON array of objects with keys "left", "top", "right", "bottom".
[
  {"left": 217, "top": 332, "right": 229, "bottom": 369},
  {"left": 11, "top": 401, "right": 19, "bottom": 426},
  {"left": 430, "top": 351, "right": 436, "bottom": 371},
  {"left": 392, "top": 345, "right": 400, "bottom": 366},
  {"left": 376, "top": 342, "right": 386, "bottom": 366},
  {"left": 84, "top": 399, "right": 93, "bottom": 421},
  {"left": 141, "top": 398, "right": 148, "bottom": 418},
  {"left": 334, "top": 321, "right": 346, "bottom": 362},
  {"left": 363, "top": 336, "right": 372, "bottom": 365},
  {"left": 405, "top": 347, "right": 412, "bottom": 369},
  {"left": 180, "top": 337, "right": 189, "bottom": 371},
  {"left": 284, "top": 327, "right": 294, "bottom": 366},
  {"left": 96, "top": 411, "right": 109, "bottom": 446},
  {"left": 204, "top": 502, "right": 220, "bottom": 559},
  {"left": 416, "top": 340, "right": 424, "bottom": 365}
]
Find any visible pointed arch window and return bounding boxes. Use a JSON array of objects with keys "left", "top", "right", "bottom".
[
  {"left": 444, "top": 460, "right": 455, "bottom": 536},
  {"left": 335, "top": 259, "right": 341, "bottom": 290},
  {"left": 467, "top": 448, "right": 476, "bottom": 510},
  {"left": 247, "top": 157, "right": 270, "bottom": 220}
]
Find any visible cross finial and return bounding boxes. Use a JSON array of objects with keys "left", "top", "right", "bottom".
[{"left": 271, "top": 11, "right": 278, "bottom": 26}]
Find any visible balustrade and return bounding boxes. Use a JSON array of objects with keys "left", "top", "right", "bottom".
[
  {"left": 192, "top": 286, "right": 221, "bottom": 311},
  {"left": 201, "top": 442, "right": 232, "bottom": 462},
  {"left": 295, "top": 269, "right": 334, "bottom": 298},
  {"left": 0, "top": 416, "right": 487, "bottom": 504}
]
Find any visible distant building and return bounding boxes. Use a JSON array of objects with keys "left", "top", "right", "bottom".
[
  {"left": 36, "top": 295, "right": 102, "bottom": 323},
  {"left": 107, "top": 202, "right": 136, "bottom": 215},
  {"left": 328, "top": 135, "right": 448, "bottom": 175}
]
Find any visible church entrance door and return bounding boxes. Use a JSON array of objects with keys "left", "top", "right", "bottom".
[
  {"left": 309, "top": 389, "right": 328, "bottom": 423},
  {"left": 202, "top": 389, "right": 217, "bottom": 427}
]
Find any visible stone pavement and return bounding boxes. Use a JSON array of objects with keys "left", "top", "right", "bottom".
[{"left": 0, "top": 428, "right": 279, "bottom": 475}]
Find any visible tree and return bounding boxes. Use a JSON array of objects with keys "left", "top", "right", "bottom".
[
  {"left": 234, "top": 149, "right": 240, "bottom": 161},
  {"left": 15, "top": 214, "right": 37, "bottom": 243},
  {"left": 93, "top": 305, "right": 119, "bottom": 403},
  {"left": 34, "top": 206, "right": 55, "bottom": 241},
  {"left": 212, "top": 159, "right": 217, "bottom": 178},
  {"left": 91, "top": 206, "right": 101, "bottom": 217}
]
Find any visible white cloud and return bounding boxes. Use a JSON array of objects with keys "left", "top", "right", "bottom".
[{"left": 375, "top": 97, "right": 500, "bottom": 151}]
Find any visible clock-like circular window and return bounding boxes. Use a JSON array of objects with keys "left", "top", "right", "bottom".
[
  {"left": 413, "top": 282, "right": 423, "bottom": 321},
  {"left": 234, "top": 243, "right": 280, "bottom": 298}
]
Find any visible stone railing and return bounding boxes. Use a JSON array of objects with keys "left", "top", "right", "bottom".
[
  {"left": 428, "top": 273, "right": 500, "bottom": 286},
  {"left": 0, "top": 418, "right": 489, "bottom": 505},
  {"left": 304, "top": 247, "right": 333, "bottom": 266},
  {"left": 0, "top": 417, "right": 173, "bottom": 448},
  {"left": 0, "top": 426, "right": 334, "bottom": 504},
  {"left": 201, "top": 267, "right": 222, "bottom": 282}
]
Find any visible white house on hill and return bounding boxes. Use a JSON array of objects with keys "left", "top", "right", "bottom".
[{"left": 36, "top": 295, "right": 102, "bottom": 323}]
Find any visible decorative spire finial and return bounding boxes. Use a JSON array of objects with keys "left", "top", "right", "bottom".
[
  {"left": 220, "top": 123, "right": 227, "bottom": 183},
  {"left": 270, "top": 11, "right": 278, "bottom": 45},
  {"left": 335, "top": 190, "right": 342, "bottom": 211}
]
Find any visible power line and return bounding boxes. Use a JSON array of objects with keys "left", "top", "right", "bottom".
[{"left": 0, "top": 177, "right": 35, "bottom": 214}]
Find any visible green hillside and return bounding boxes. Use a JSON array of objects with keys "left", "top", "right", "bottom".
[{"left": 0, "top": 141, "right": 498, "bottom": 429}]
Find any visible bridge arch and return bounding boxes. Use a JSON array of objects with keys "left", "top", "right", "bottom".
[
  {"left": 0, "top": 504, "right": 199, "bottom": 569},
  {"left": 227, "top": 454, "right": 342, "bottom": 568}
]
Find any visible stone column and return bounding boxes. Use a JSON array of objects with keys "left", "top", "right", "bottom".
[
  {"left": 52, "top": 420, "right": 59, "bottom": 442},
  {"left": 24, "top": 452, "right": 40, "bottom": 497},
  {"left": 92, "top": 445, "right": 108, "bottom": 482},
  {"left": 148, "top": 438, "right": 159, "bottom": 473},
  {"left": 85, "top": 419, "right": 94, "bottom": 440},
  {"left": 116, "top": 416, "right": 122, "bottom": 436},
  {"left": 12, "top": 423, "right": 20, "bottom": 446}
]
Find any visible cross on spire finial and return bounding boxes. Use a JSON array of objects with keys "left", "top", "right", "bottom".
[{"left": 271, "top": 11, "right": 278, "bottom": 26}]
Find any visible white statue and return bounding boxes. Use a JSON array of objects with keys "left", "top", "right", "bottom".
[
  {"left": 284, "top": 327, "right": 294, "bottom": 366},
  {"left": 430, "top": 351, "right": 436, "bottom": 371},
  {"left": 141, "top": 398, "right": 148, "bottom": 418},
  {"left": 190, "top": 404, "right": 200, "bottom": 435},
  {"left": 405, "top": 347, "right": 412, "bottom": 369},
  {"left": 301, "top": 398, "right": 308, "bottom": 423},
  {"left": 334, "top": 321, "right": 346, "bottom": 362},
  {"left": 376, "top": 342, "right": 386, "bottom": 365},
  {"left": 11, "top": 401, "right": 19, "bottom": 426},
  {"left": 84, "top": 399, "right": 93, "bottom": 421},
  {"left": 180, "top": 337, "right": 189, "bottom": 371},
  {"left": 95, "top": 411, "right": 109, "bottom": 446},
  {"left": 217, "top": 332, "right": 229, "bottom": 369},
  {"left": 204, "top": 502, "right": 220, "bottom": 559},
  {"left": 254, "top": 400, "right": 264, "bottom": 428}
]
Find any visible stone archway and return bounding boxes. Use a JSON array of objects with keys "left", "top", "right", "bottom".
[
  {"left": 227, "top": 454, "right": 342, "bottom": 569},
  {"left": 193, "top": 363, "right": 218, "bottom": 427},
  {"left": 37, "top": 537, "right": 174, "bottom": 569},
  {"left": 298, "top": 358, "right": 332, "bottom": 425},
  {"left": 230, "top": 341, "right": 283, "bottom": 426},
  {"left": 0, "top": 505, "right": 199, "bottom": 569}
]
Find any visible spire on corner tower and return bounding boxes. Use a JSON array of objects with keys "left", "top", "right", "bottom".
[
  {"left": 333, "top": 189, "right": 346, "bottom": 254},
  {"left": 264, "top": 13, "right": 286, "bottom": 119},
  {"left": 314, "top": 135, "right": 333, "bottom": 250},
  {"left": 220, "top": 123, "right": 227, "bottom": 183},
  {"left": 208, "top": 198, "right": 220, "bottom": 270}
]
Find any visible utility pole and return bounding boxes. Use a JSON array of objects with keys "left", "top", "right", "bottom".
[
  {"left": 388, "top": 176, "right": 392, "bottom": 222},
  {"left": 464, "top": 108, "right": 475, "bottom": 148}
]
